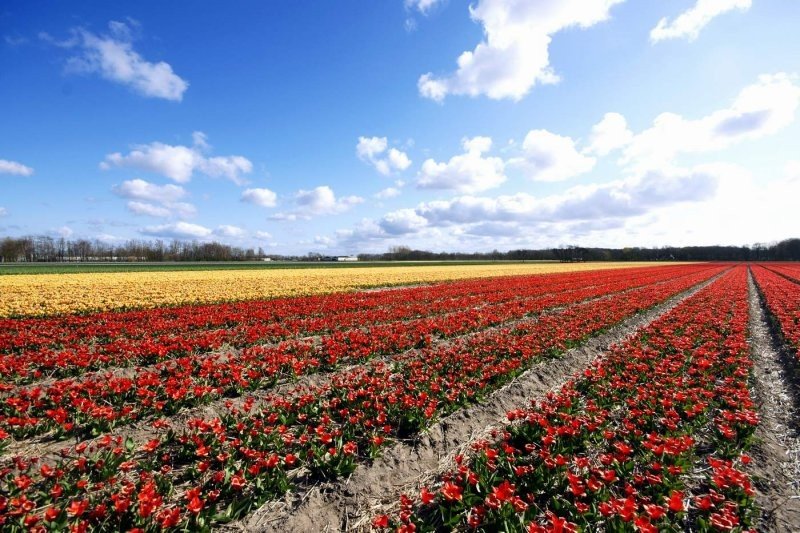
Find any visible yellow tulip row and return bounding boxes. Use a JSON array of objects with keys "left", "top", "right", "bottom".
[{"left": 0, "top": 262, "right": 665, "bottom": 318}]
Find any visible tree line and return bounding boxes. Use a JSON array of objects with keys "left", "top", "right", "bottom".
[
  {"left": 1, "top": 235, "right": 799, "bottom": 263},
  {"left": 0, "top": 236, "right": 266, "bottom": 263},
  {"left": 359, "top": 240, "right": 800, "bottom": 262}
]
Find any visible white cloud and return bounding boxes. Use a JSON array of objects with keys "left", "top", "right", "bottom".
[
  {"left": 170, "top": 202, "right": 198, "bottom": 218},
  {"left": 215, "top": 225, "right": 245, "bottom": 238},
  {"left": 356, "top": 136, "right": 412, "bottom": 175},
  {"left": 586, "top": 112, "right": 633, "bottom": 156},
  {"left": 200, "top": 156, "right": 253, "bottom": 185},
  {"left": 192, "top": 131, "right": 210, "bottom": 150},
  {"left": 0, "top": 207, "right": 7, "bottom": 217},
  {"left": 102, "top": 132, "right": 252, "bottom": 184},
  {"left": 271, "top": 186, "right": 364, "bottom": 220},
  {"left": 329, "top": 163, "right": 725, "bottom": 252},
  {"left": 462, "top": 136, "right": 493, "bottom": 153},
  {"left": 417, "top": 136, "right": 506, "bottom": 193},
  {"left": 49, "top": 20, "right": 188, "bottom": 101},
  {"left": 112, "top": 178, "right": 186, "bottom": 203},
  {"left": 126, "top": 200, "right": 196, "bottom": 219},
  {"left": 103, "top": 143, "right": 196, "bottom": 182},
  {"left": 509, "top": 129, "right": 596, "bottom": 182},
  {"left": 388, "top": 149, "right": 412, "bottom": 172},
  {"left": 296, "top": 186, "right": 363, "bottom": 213},
  {"left": 375, "top": 187, "right": 401, "bottom": 199},
  {"left": 651, "top": 0, "right": 751, "bottom": 42},
  {"left": 112, "top": 178, "right": 195, "bottom": 219},
  {"left": 356, "top": 136, "right": 387, "bottom": 159},
  {"left": 622, "top": 73, "right": 800, "bottom": 172},
  {"left": 417, "top": 166, "right": 718, "bottom": 226},
  {"left": 241, "top": 187, "right": 278, "bottom": 208},
  {"left": 316, "top": 73, "right": 800, "bottom": 252},
  {"left": 141, "top": 221, "right": 212, "bottom": 239},
  {"left": 126, "top": 201, "right": 171, "bottom": 218},
  {"left": 254, "top": 230, "right": 273, "bottom": 240},
  {"left": 379, "top": 208, "right": 429, "bottom": 235},
  {"left": 405, "top": 0, "right": 445, "bottom": 15},
  {"left": 418, "top": 0, "right": 624, "bottom": 102},
  {"left": 625, "top": 164, "right": 800, "bottom": 247},
  {"left": 313, "top": 235, "right": 334, "bottom": 247},
  {"left": 0, "top": 159, "right": 34, "bottom": 176}
]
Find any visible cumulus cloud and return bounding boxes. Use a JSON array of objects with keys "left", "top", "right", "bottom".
[
  {"left": 417, "top": 136, "right": 506, "bottom": 193},
  {"left": 43, "top": 20, "right": 188, "bottom": 101},
  {"left": 622, "top": 73, "right": 800, "bottom": 172},
  {"left": 404, "top": 0, "right": 446, "bottom": 30},
  {"left": 416, "top": 166, "right": 719, "bottom": 227},
  {"left": 101, "top": 132, "right": 253, "bottom": 184},
  {"left": 337, "top": 73, "right": 799, "bottom": 250},
  {"left": 126, "top": 201, "right": 171, "bottom": 218},
  {"left": 241, "top": 187, "right": 278, "bottom": 208},
  {"left": 586, "top": 112, "right": 633, "bottom": 156},
  {"left": 214, "top": 225, "right": 245, "bottom": 238},
  {"left": 313, "top": 235, "right": 334, "bottom": 247},
  {"left": 356, "top": 136, "right": 412, "bottom": 176},
  {"left": 379, "top": 208, "right": 429, "bottom": 235},
  {"left": 623, "top": 163, "right": 800, "bottom": 247},
  {"left": 0, "top": 207, "right": 7, "bottom": 217},
  {"left": 464, "top": 221, "right": 521, "bottom": 237},
  {"left": 141, "top": 221, "right": 212, "bottom": 239},
  {"left": 418, "top": 0, "right": 624, "bottom": 102},
  {"left": 103, "top": 144, "right": 196, "bottom": 182},
  {"left": 328, "top": 163, "right": 726, "bottom": 252},
  {"left": 112, "top": 178, "right": 195, "bottom": 219},
  {"left": 254, "top": 230, "right": 273, "bottom": 240},
  {"left": 651, "top": 0, "right": 751, "bottom": 42},
  {"left": 271, "top": 186, "right": 364, "bottom": 220},
  {"left": 0, "top": 159, "right": 34, "bottom": 176},
  {"left": 112, "top": 178, "right": 186, "bottom": 203},
  {"left": 375, "top": 187, "right": 401, "bottom": 199},
  {"left": 126, "top": 201, "right": 196, "bottom": 218},
  {"left": 509, "top": 130, "right": 595, "bottom": 182}
]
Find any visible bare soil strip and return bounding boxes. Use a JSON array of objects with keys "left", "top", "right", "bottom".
[
  {"left": 747, "top": 270, "right": 800, "bottom": 532},
  {"left": 235, "top": 272, "right": 725, "bottom": 533}
]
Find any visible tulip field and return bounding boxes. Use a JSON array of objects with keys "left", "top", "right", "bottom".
[
  {"left": 1, "top": 262, "right": 799, "bottom": 531},
  {"left": 0, "top": 262, "right": 658, "bottom": 318}
]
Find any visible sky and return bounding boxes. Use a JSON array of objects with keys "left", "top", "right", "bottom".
[{"left": 1, "top": 0, "right": 799, "bottom": 255}]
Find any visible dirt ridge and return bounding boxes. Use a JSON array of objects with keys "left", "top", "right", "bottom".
[{"left": 746, "top": 269, "right": 800, "bottom": 532}]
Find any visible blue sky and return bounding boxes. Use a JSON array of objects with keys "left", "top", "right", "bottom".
[{"left": 1, "top": 0, "right": 799, "bottom": 254}]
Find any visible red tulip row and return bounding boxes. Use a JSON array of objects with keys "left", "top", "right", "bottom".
[
  {"left": 0, "top": 266, "right": 724, "bottom": 531},
  {"left": 751, "top": 264, "right": 800, "bottom": 356},
  {"left": 760, "top": 262, "right": 800, "bottom": 283},
  {"left": 375, "top": 266, "right": 757, "bottom": 532},
  {"left": 0, "top": 266, "right": 721, "bottom": 441},
  {"left": 0, "top": 265, "right": 704, "bottom": 384}
]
